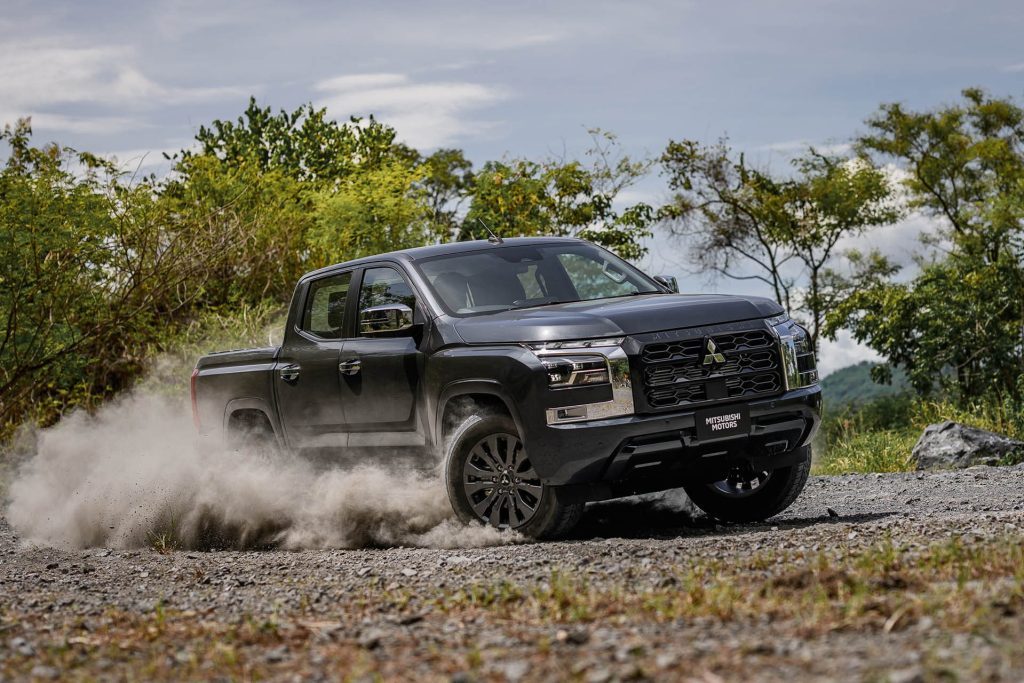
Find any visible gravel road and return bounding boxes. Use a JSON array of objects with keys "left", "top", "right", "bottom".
[{"left": 2, "top": 465, "right": 1023, "bottom": 681}]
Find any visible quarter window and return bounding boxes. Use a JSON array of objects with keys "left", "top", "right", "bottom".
[{"left": 301, "top": 272, "right": 352, "bottom": 339}]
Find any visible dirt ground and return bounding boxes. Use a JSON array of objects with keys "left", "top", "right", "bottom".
[{"left": 1, "top": 465, "right": 1023, "bottom": 682}]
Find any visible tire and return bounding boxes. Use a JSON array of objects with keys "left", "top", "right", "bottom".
[
  {"left": 682, "top": 446, "right": 811, "bottom": 523},
  {"left": 444, "top": 412, "right": 583, "bottom": 539}
]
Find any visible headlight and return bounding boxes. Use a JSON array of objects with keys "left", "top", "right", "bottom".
[
  {"left": 542, "top": 356, "right": 611, "bottom": 388},
  {"left": 767, "top": 315, "right": 818, "bottom": 389}
]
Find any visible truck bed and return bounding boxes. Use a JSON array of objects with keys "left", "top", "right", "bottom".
[
  {"left": 193, "top": 346, "right": 281, "bottom": 435},
  {"left": 196, "top": 346, "right": 280, "bottom": 369}
]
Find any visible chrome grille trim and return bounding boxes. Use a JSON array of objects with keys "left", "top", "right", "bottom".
[{"left": 636, "top": 324, "right": 784, "bottom": 411}]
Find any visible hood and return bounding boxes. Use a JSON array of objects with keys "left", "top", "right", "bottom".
[{"left": 453, "top": 293, "right": 784, "bottom": 344}]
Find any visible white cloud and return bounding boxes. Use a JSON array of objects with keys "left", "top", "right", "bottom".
[
  {"left": 316, "top": 72, "right": 507, "bottom": 150},
  {"left": 755, "top": 139, "right": 852, "bottom": 156},
  {"left": 614, "top": 188, "right": 660, "bottom": 206},
  {"left": 315, "top": 73, "right": 408, "bottom": 92},
  {"left": 0, "top": 40, "right": 247, "bottom": 133},
  {"left": 0, "top": 112, "right": 144, "bottom": 135},
  {"left": 1001, "top": 62, "right": 1024, "bottom": 73},
  {"left": 818, "top": 329, "right": 881, "bottom": 377}
]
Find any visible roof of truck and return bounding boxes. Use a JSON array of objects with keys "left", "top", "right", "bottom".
[{"left": 299, "top": 236, "right": 588, "bottom": 282}]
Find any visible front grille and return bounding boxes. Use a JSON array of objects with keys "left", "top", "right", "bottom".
[{"left": 639, "top": 328, "right": 783, "bottom": 410}]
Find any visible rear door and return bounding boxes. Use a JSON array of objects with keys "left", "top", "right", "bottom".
[
  {"left": 275, "top": 270, "right": 353, "bottom": 448},
  {"left": 337, "top": 265, "right": 424, "bottom": 446}
]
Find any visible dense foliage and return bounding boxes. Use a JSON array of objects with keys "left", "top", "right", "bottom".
[
  {"left": 825, "top": 89, "right": 1024, "bottom": 400},
  {"left": 0, "top": 121, "right": 227, "bottom": 433},
  {"left": 2, "top": 88, "right": 1022, "bottom": 447},
  {"left": 0, "top": 109, "right": 656, "bottom": 437}
]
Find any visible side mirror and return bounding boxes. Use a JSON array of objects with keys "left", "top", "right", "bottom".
[
  {"left": 654, "top": 275, "right": 679, "bottom": 293},
  {"left": 360, "top": 303, "right": 415, "bottom": 335}
]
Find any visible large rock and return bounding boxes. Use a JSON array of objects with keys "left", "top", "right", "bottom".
[{"left": 911, "top": 421, "right": 1024, "bottom": 470}]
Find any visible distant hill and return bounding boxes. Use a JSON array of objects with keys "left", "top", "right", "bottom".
[{"left": 821, "top": 361, "right": 910, "bottom": 408}]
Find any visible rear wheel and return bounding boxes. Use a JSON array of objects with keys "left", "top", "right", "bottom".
[
  {"left": 444, "top": 413, "right": 583, "bottom": 539},
  {"left": 682, "top": 447, "right": 811, "bottom": 523}
]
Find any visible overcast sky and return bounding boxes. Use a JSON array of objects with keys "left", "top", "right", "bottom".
[{"left": 4, "top": 0, "right": 1023, "bottom": 373}]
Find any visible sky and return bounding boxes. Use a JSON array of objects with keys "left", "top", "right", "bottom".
[{"left": 4, "top": 0, "right": 1024, "bottom": 373}]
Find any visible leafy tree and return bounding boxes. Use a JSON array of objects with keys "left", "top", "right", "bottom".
[
  {"left": 829, "top": 256, "right": 1022, "bottom": 397},
  {"left": 826, "top": 88, "right": 1024, "bottom": 399},
  {"left": 170, "top": 99, "right": 459, "bottom": 281},
  {"left": 464, "top": 131, "right": 655, "bottom": 260},
  {"left": 659, "top": 139, "right": 899, "bottom": 348},
  {"left": 180, "top": 97, "right": 410, "bottom": 182},
  {"left": 0, "top": 121, "right": 223, "bottom": 435},
  {"left": 309, "top": 161, "right": 443, "bottom": 264},
  {"left": 857, "top": 88, "right": 1024, "bottom": 263},
  {"left": 160, "top": 153, "right": 312, "bottom": 305},
  {"left": 417, "top": 148, "right": 474, "bottom": 238}
]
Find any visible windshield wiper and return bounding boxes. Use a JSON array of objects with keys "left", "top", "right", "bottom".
[{"left": 508, "top": 296, "right": 579, "bottom": 310}]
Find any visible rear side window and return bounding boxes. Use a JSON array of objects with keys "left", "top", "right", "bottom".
[{"left": 302, "top": 272, "right": 352, "bottom": 339}]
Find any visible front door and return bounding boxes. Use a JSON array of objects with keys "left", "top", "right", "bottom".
[
  {"left": 338, "top": 266, "right": 423, "bottom": 446},
  {"left": 275, "top": 271, "right": 352, "bottom": 448}
]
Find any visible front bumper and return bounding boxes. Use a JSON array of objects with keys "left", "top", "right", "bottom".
[{"left": 526, "top": 384, "right": 821, "bottom": 490}]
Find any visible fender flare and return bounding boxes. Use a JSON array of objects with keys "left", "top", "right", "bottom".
[
  {"left": 434, "top": 379, "right": 526, "bottom": 447},
  {"left": 223, "top": 397, "right": 284, "bottom": 447}
]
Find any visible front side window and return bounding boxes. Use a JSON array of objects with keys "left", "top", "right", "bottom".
[
  {"left": 358, "top": 267, "right": 417, "bottom": 332},
  {"left": 302, "top": 271, "right": 352, "bottom": 339},
  {"left": 417, "top": 243, "right": 660, "bottom": 316}
]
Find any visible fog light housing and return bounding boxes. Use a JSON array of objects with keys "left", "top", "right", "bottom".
[{"left": 546, "top": 405, "right": 590, "bottom": 423}]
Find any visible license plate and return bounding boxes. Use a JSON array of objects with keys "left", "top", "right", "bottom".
[{"left": 694, "top": 405, "right": 750, "bottom": 441}]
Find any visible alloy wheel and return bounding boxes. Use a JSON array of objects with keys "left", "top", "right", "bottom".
[
  {"left": 708, "top": 464, "right": 773, "bottom": 498},
  {"left": 462, "top": 433, "right": 543, "bottom": 529}
]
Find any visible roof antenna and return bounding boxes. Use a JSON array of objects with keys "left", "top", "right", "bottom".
[{"left": 476, "top": 218, "right": 503, "bottom": 244}]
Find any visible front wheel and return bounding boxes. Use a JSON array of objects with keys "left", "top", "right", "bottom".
[
  {"left": 444, "top": 413, "right": 583, "bottom": 539},
  {"left": 682, "top": 447, "right": 811, "bottom": 523}
]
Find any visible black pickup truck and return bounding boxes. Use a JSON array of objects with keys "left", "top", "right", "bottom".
[{"left": 192, "top": 237, "right": 821, "bottom": 538}]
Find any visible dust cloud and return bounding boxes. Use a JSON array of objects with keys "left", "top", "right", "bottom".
[{"left": 5, "top": 393, "right": 518, "bottom": 551}]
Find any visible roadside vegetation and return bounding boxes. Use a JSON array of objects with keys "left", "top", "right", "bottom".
[
  {"left": 814, "top": 392, "right": 1024, "bottom": 475},
  {"left": 1, "top": 88, "right": 1022, "bottom": 472}
]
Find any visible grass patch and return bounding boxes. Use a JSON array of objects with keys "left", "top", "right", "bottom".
[
  {"left": 420, "top": 534, "right": 1024, "bottom": 634},
  {"left": 813, "top": 428, "right": 918, "bottom": 475},
  {"left": 814, "top": 392, "right": 1024, "bottom": 474}
]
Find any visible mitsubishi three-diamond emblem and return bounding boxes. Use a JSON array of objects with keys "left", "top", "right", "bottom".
[{"left": 702, "top": 338, "right": 726, "bottom": 366}]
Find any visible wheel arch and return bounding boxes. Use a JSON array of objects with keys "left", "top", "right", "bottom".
[
  {"left": 223, "top": 397, "right": 282, "bottom": 445},
  {"left": 435, "top": 380, "right": 525, "bottom": 447}
]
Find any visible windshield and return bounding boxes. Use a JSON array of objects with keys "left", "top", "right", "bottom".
[{"left": 416, "top": 243, "right": 662, "bottom": 316}]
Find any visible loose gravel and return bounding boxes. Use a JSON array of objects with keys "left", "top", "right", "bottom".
[{"left": 2, "top": 465, "right": 1023, "bottom": 681}]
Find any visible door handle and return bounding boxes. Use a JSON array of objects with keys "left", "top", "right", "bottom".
[
  {"left": 279, "top": 364, "right": 300, "bottom": 382},
  {"left": 338, "top": 359, "right": 361, "bottom": 376}
]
